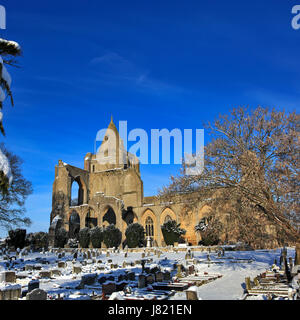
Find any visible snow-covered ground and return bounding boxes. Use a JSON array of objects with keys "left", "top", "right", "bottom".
[{"left": 0, "top": 247, "right": 295, "bottom": 300}]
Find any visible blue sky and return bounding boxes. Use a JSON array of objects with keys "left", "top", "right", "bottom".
[{"left": 0, "top": 0, "right": 299, "bottom": 236}]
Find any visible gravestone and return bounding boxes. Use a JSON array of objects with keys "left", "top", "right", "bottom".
[
  {"left": 39, "top": 271, "right": 51, "bottom": 279},
  {"left": 155, "top": 271, "right": 164, "bottom": 283},
  {"left": 102, "top": 282, "right": 116, "bottom": 296},
  {"left": 188, "top": 265, "right": 195, "bottom": 275},
  {"left": 176, "top": 265, "right": 183, "bottom": 278},
  {"left": 0, "top": 284, "right": 21, "bottom": 300},
  {"left": 163, "top": 271, "right": 171, "bottom": 281},
  {"left": 26, "top": 288, "right": 47, "bottom": 300},
  {"left": 245, "top": 277, "right": 252, "bottom": 291},
  {"left": 0, "top": 271, "right": 16, "bottom": 283},
  {"left": 51, "top": 269, "right": 62, "bottom": 277},
  {"left": 185, "top": 286, "right": 198, "bottom": 300},
  {"left": 73, "top": 265, "right": 82, "bottom": 274},
  {"left": 87, "top": 251, "right": 91, "bottom": 259},
  {"left": 28, "top": 280, "right": 39, "bottom": 293},
  {"left": 25, "top": 265, "right": 34, "bottom": 271},
  {"left": 58, "top": 261, "right": 66, "bottom": 268},
  {"left": 146, "top": 274, "right": 155, "bottom": 285},
  {"left": 138, "top": 275, "right": 146, "bottom": 288}
]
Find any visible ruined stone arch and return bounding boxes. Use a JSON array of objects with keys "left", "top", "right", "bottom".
[
  {"left": 122, "top": 206, "right": 138, "bottom": 225},
  {"left": 160, "top": 207, "right": 177, "bottom": 226},
  {"left": 69, "top": 175, "right": 87, "bottom": 206},
  {"left": 198, "top": 204, "right": 213, "bottom": 221},
  {"left": 68, "top": 210, "right": 80, "bottom": 239},
  {"left": 179, "top": 205, "right": 197, "bottom": 245},
  {"left": 102, "top": 205, "right": 117, "bottom": 228},
  {"left": 85, "top": 207, "right": 98, "bottom": 229}
]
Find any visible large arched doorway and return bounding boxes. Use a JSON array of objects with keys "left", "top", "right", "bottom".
[
  {"left": 122, "top": 206, "right": 138, "bottom": 226},
  {"left": 103, "top": 206, "right": 116, "bottom": 227},
  {"left": 85, "top": 209, "right": 98, "bottom": 228},
  {"left": 69, "top": 211, "right": 80, "bottom": 240}
]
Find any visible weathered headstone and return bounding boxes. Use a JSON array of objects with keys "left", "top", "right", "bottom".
[
  {"left": 73, "top": 265, "right": 82, "bottom": 274},
  {"left": 155, "top": 271, "right": 164, "bottom": 283},
  {"left": 138, "top": 274, "right": 146, "bottom": 288},
  {"left": 0, "top": 271, "right": 16, "bottom": 283},
  {"left": 146, "top": 274, "right": 155, "bottom": 285},
  {"left": 0, "top": 284, "right": 21, "bottom": 300},
  {"left": 26, "top": 288, "right": 47, "bottom": 300},
  {"left": 185, "top": 286, "right": 198, "bottom": 300},
  {"left": 28, "top": 280, "right": 39, "bottom": 293},
  {"left": 58, "top": 261, "right": 66, "bottom": 268},
  {"left": 39, "top": 271, "right": 51, "bottom": 279},
  {"left": 163, "top": 271, "right": 171, "bottom": 281},
  {"left": 51, "top": 269, "right": 62, "bottom": 277}
]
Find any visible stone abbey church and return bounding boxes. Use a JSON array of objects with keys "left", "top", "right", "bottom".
[{"left": 48, "top": 118, "right": 226, "bottom": 247}]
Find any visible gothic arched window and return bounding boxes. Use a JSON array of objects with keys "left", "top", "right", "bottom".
[
  {"left": 164, "top": 215, "right": 172, "bottom": 223},
  {"left": 145, "top": 217, "right": 154, "bottom": 237}
]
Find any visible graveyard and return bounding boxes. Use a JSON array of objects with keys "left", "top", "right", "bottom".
[{"left": 0, "top": 244, "right": 298, "bottom": 300}]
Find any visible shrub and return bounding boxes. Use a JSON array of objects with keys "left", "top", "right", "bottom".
[
  {"left": 102, "top": 225, "right": 122, "bottom": 249},
  {"left": 195, "top": 216, "right": 222, "bottom": 246},
  {"left": 8, "top": 229, "right": 27, "bottom": 249},
  {"left": 161, "top": 220, "right": 186, "bottom": 246},
  {"left": 67, "top": 238, "right": 78, "bottom": 248},
  {"left": 89, "top": 226, "right": 103, "bottom": 248},
  {"left": 125, "top": 223, "right": 145, "bottom": 248},
  {"left": 26, "top": 232, "right": 49, "bottom": 250},
  {"left": 178, "top": 237, "right": 186, "bottom": 244},
  {"left": 55, "top": 228, "right": 68, "bottom": 248},
  {"left": 79, "top": 227, "right": 90, "bottom": 248}
]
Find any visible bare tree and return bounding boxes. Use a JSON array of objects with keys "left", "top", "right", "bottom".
[
  {"left": 160, "top": 107, "right": 299, "bottom": 247},
  {"left": 0, "top": 144, "right": 32, "bottom": 230}
]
